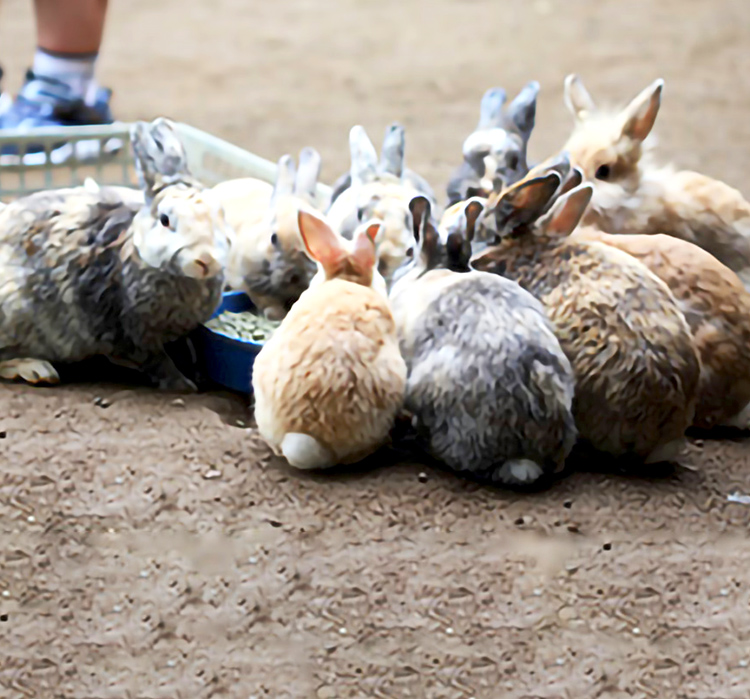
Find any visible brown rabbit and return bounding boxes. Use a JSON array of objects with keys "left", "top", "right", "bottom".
[
  {"left": 562, "top": 74, "right": 750, "bottom": 289},
  {"left": 471, "top": 174, "right": 701, "bottom": 464},
  {"left": 546, "top": 153, "right": 750, "bottom": 430}
]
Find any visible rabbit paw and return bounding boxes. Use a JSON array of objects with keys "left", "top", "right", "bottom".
[
  {"left": 0, "top": 358, "right": 60, "bottom": 385},
  {"left": 644, "top": 438, "right": 686, "bottom": 465},
  {"left": 141, "top": 352, "right": 198, "bottom": 393}
]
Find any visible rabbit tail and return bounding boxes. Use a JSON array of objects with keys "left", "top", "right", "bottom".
[{"left": 281, "top": 433, "right": 334, "bottom": 470}]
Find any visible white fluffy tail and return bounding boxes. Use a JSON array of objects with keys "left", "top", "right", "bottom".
[
  {"left": 281, "top": 433, "right": 334, "bottom": 470},
  {"left": 644, "top": 437, "right": 686, "bottom": 464},
  {"left": 493, "top": 458, "right": 545, "bottom": 485}
]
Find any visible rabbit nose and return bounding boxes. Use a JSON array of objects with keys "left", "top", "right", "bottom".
[{"left": 191, "top": 251, "right": 221, "bottom": 279}]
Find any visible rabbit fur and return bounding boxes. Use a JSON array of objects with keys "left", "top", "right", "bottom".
[
  {"left": 215, "top": 148, "right": 321, "bottom": 320},
  {"left": 0, "top": 117, "right": 231, "bottom": 390},
  {"left": 327, "top": 121, "right": 437, "bottom": 210},
  {"left": 446, "top": 81, "right": 540, "bottom": 206},
  {"left": 252, "top": 210, "right": 407, "bottom": 470},
  {"left": 326, "top": 124, "right": 437, "bottom": 284},
  {"left": 389, "top": 195, "right": 576, "bottom": 486},
  {"left": 570, "top": 213, "right": 750, "bottom": 431},
  {"left": 562, "top": 74, "right": 750, "bottom": 289},
  {"left": 471, "top": 172, "right": 701, "bottom": 463}
]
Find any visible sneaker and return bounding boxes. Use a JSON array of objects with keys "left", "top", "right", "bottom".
[{"left": 0, "top": 69, "right": 121, "bottom": 163}]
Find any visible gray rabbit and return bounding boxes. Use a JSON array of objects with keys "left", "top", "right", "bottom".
[
  {"left": 446, "top": 81, "right": 540, "bottom": 206},
  {"left": 0, "top": 117, "right": 231, "bottom": 390},
  {"left": 388, "top": 195, "right": 577, "bottom": 486}
]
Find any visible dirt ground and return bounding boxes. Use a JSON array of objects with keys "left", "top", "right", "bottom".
[{"left": 3, "top": 0, "right": 750, "bottom": 697}]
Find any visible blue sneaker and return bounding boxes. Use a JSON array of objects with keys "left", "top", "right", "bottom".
[{"left": 0, "top": 69, "right": 121, "bottom": 162}]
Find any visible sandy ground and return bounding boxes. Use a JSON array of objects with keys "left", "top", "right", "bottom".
[{"left": 3, "top": 0, "right": 750, "bottom": 697}]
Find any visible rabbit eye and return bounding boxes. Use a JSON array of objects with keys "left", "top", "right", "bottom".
[
  {"left": 271, "top": 233, "right": 280, "bottom": 247},
  {"left": 595, "top": 164, "right": 611, "bottom": 180},
  {"left": 159, "top": 213, "right": 171, "bottom": 228},
  {"left": 506, "top": 153, "right": 520, "bottom": 171},
  {"left": 405, "top": 247, "right": 414, "bottom": 259}
]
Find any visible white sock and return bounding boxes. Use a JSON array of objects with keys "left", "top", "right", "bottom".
[{"left": 32, "top": 48, "right": 97, "bottom": 100}]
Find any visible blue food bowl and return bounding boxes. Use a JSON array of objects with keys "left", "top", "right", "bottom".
[{"left": 193, "top": 290, "right": 265, "bottom": 394}]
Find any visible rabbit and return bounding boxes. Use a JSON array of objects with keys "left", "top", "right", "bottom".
[
  {"left": 561, "top": 73, "right": 750, "bottom": 289},
  {"left": 326, "top": 124, "right": 437, "bottom": 284},
  {"left": 0, "top": 117, "right": 231, "bottom": 390},
  {"left": 389, "top": 194, "right": 577, "bottom": 486},
  {"left": 446, "top": 81, "right": 540, "bottom": 206},
  {"left": 214, "top": 148, "right": 322, "bottom": 320},
  {"left": 556, "top": 167, "right": 750, "bottom": 430},
  {"left": 252, "top": 210, "right": 407, "bottom": 470},
  {"left": 470, "top": 172, "right": 701, "bottom": 464},
  {"left": 82, "top": 176, "right": 145, "bottom": 205},
  {"left": 327, "top": 121, "right": 436, "bottom": 209}
]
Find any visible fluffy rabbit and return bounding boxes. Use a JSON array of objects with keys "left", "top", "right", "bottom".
[
  {"left": 82, "top": 176, "right": 145, "bottom": 205},
  {"left": 562, "top": 74, "right": 750, "bottom": 289},
  {"left": 561, "top": 165, "right": 750, "bottom": 430},
  {"left": 471, "top": 173, "right": 701, "bottom": 463},
  {"left": 389, "top": 195, "right": 576, "bottom": 486},
  {"left": 326, "top": 124, "right": 437, "bottom": 283},
  {"left": 215, "top": 148, "right": 322, "bottom": 320},
  {"left": 447, "top": 150, "right": 575, "bottom": 247},
  {"left": 0, "top": 117, "right": 231, "bottom": 390},
  {"left": 252, "top": 210, "right": 407, "bottom": 470},
  {"left": 446, "top": 81, "right": 539, "bottom": 206},
  {"left": 328, "top": 121, "right": 436, "bottom": 209}
]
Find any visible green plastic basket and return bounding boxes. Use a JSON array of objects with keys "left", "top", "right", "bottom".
[{"left": 0, "top": 121, "right": 332, "bottom": 205}]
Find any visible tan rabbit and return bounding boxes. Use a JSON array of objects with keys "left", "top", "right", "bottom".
[
  {"left": 562, "top": 74, "right": 750, "bottom": 289},
  {"left": 471, "top": 174, "right": 701, "bottom": 464},
  {"left": 214, "top": 148, "right": 322, "bottom": 320},
  {"left": 252, "top": 210, "right": 407, "bottom": 470}
]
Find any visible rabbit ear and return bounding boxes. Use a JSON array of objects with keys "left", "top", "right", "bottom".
[
  {"left": 494, "top": 173, "right": 561, "bottom": 233},
  {"left": 297, "top": 210, "right": 346, "bottom": 272},
  {"left": 526, "top": 150, "right": 571, "bottom": 182},
  {"left": 408, "top": 195, "right": 432, "bottom": 243},
  {"left": 560, "top": 166, "right": 584, "bottom": 195},
  {"left": 293, "top": 147, "right": 322, "bottom": 202},
  {"left": 564, "top": 74, "right": 596, "bottom": 120},
  {"left": 409, "top": 194, "right": 441, "bottom": 266},
  {"left": 542, "top": 183, "right": 593, "bottom": 237},
  {"left": 477, "top": 87, "right": 507, "bottom": 129},
  {"left": 506, "top": 80, "right": 540, "bottom": 139},
  {"left": 273, "top": 154, "right": 297, "bottom": 201},
  {"left": 463, "top": 199, "right": 486, "bottom": 243},
  {"left": 380, "top": 123, "right": 405, "bottom": 178},
  {"left": 349, "top": 125, "right": 378, "bottom": 186},
  {"left": 130, "top": 117, "right": 191, "bottom": 200},
  {"left": 620, "top": 79, "right": 664, "bottom": 143},
  {"left": 351, "top": 222, "right": 380, "bottom": 271}
]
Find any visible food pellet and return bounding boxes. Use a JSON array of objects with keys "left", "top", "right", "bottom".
[{"left": 204, "top": 310, "right": 281, "bottom": 343}]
